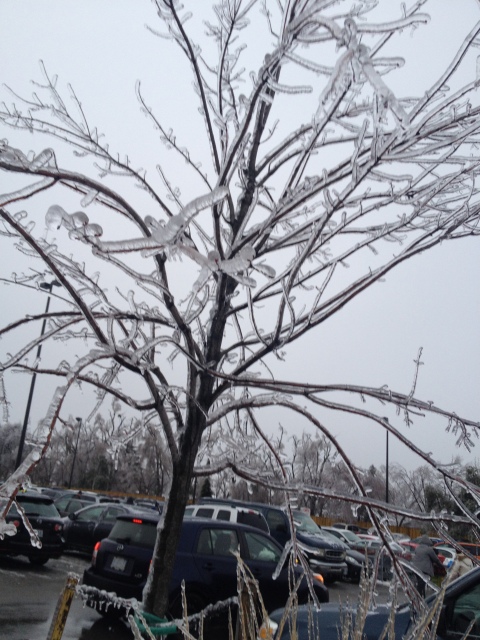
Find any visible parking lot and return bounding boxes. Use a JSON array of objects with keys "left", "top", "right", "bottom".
[{"left": 0, "top": 551, "right": 395, "bottom": 640}]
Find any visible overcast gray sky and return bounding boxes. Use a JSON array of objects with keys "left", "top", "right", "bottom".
[{"left": 1, "top": 0, "right": 479, "bottom": 473}]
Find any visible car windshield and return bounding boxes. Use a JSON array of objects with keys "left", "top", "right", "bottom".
[{"left": 292, "top": 511, "right": 321, "bottom": 534}]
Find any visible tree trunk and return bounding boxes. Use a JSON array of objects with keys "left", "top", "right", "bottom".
[{"left": 143, "top": 412, "right": 205, "bottom": 617}]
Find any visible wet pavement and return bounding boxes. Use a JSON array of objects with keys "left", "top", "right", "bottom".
[{"left": 0, "top": 552, "right": 395, "bottom": 639}]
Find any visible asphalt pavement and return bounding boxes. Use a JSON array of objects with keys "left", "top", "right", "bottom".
[{"left": 0, "top": 552, "right": 395, "bottom": 640}]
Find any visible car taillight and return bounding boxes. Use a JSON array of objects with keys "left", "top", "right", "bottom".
[
  {"left": 12, "top": 520, "right": 20, "bottom": 528},
  {"left": 92, "top": 541, "right": 101, "bottom": 567},
  {"left": 54, "top": 524, "right": 63, "bottom": 532},
  {"left": 132, "top": 518, "right": 143, "bottom": 524}
]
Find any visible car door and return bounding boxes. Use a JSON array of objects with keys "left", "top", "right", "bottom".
[
  {"left": 68, "top": 505, "right": 106, "bottom": 550},
  {"left": 241, "top": 529, "right": 287, "bottom": 612},
  {"left": 191, "top": 526, "right": 239, "bottom": 605},
  {"left": 440, "top": 573, "right": 480, "bottom": 639}
]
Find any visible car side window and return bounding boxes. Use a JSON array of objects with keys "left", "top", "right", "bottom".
[
  {"left": 217, "top": 510, "right": 231, "bottom": 521},
  {"left": 244, "top": 531, "right": 280, "bottom": 562},
  {"left": 77, "top": 506, "right": 104, "bottom": 521},
  {"left": 196, "top": 507, "right": 214, "bottom": 518},
  {"left": 212, "top": 530, "right": 239, "bottom": 556},
  {"left": 447, "top": 582, "right": 480, "bottom": 638},
  {"left": 196, "top": 529, "right": 214, "bottom": 555},
  {"left": 266, "top": 510, "right": 286, "bottom": 533}
]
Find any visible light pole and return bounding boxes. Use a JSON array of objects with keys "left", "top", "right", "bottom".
[
  {"left": 68, "top": 417, "right": 82, "bottom": 489},
  {"left": 384, "top": 417, "right": 389, "bottom": 504},
  {"left": 15, "top": 280, "right": 61, "bottom": 469}
]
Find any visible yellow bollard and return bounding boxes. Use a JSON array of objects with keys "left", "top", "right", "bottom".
[{"left": 46, "top": 573, "right": 80, "bottom": 640}]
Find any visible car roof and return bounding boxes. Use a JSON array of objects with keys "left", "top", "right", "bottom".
[
  {"left": 114, "top": 513, "right": 281, "bottom": 541},
  {"left": 16, "top": 491, "right": 54, "bottom": 503}
]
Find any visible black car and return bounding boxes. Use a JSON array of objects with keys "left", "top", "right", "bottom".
[
  {"left": 62, "top": 502, "right": 144, "bottom": 554},
  {"left": 0, "top": 492, "right": 64, "bottom": 565},
  {"left": 263, "top": 567, "right": 480, "bottom": 640},
  {"left": 198, "top": 498, "right": 347, "bottom": 582},
  {"left": 82, "top": 514, "right": 328, "bottom": 621}
]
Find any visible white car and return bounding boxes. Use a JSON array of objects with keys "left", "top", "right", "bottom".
[{"left": 184, "top": 503, "right": 270, "bottom": 533}]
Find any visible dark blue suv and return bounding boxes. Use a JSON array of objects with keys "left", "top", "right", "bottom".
[
  {"left": 82, "top": 514, "right": 328, "bottom": 621},
  {"left": 198, "top": 498, "right": 347, "bottom": 582}
]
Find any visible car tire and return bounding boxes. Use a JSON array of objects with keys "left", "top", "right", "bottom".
[{"left": 28, "top": 555, "right": 49, "bottom": 566}]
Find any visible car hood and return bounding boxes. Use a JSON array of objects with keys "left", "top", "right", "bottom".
[
  {"left": 269, "top": 603, "right": 412, "bottom": 640},
  {"left": 296, "top": 531, "right": 344, "bottom": 550}
]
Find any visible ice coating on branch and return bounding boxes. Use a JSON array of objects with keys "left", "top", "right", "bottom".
[
  {"left": 0, "top": 143, "right": 56, "bottom": 170},
  {"left": 150, "top": 186, "right": 229, "bottom": 245},
  {"left": 71, "top": 211, "right": 89, "bottom": 228},
  {"left": 181, "top": 244, "right": 259, "bottom": 294},
  {"left": 45, "top": 205, "right": 66, "bottom": 230},
  {"left": 46, "top": 205, "right": 90, "bottom": 231},
  {"left": 94, "top": 186, "right": 229, "bottom": 254},
  {"left": 84, "top": 223, "right": 103, "bottom": 238},
  {"left": 0, "top": 519, "right": 17, "bottom": 540}
]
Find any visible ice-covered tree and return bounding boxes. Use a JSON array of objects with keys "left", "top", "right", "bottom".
[{"left": 1, "top": 0, "right": 480, "bottom": 616}]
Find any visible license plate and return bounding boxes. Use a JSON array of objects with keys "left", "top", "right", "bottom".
[
  {"left": 33, "top": 529, "right": 43, "bottom": 538},
  {"left": 110, "top": 556, "right": 127, "bottom": 572}
]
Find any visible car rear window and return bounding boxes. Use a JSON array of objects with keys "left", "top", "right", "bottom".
[
  {"left": 12, "top": 499, "right": 59, "bottom": 517},
  {"left": 109, "top": 519, "right": 158, "bottom": 548}
]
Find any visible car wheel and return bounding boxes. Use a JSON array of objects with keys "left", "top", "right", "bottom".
[{"left": 28, "top": 555, "right": 49, "bottom": 566}]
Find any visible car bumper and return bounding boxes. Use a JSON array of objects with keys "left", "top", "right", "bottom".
[
  {"left": 82, "top": 567, "right": 145, "bottom": 602},
  {"left": 308, "top": 559, "right": 348, "bottom": 580},
  {"left": 0, "top": 541, "right": 64, "bottom": 559}
]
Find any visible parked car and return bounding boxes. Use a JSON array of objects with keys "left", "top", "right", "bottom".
[
  {"left": 323, "top": 527, "right": 369, "bottom": 553},
  {"left": 62, "top": 502, "right": 146, "bottom": 554},
  {"left": 262, "top": 566, "right": 480, "bottom": 640},
  {"left": 198, "top": 499, "right": 347, "bottom": 582},
  {"left": 54, "top": 492, "right": 100, "bottom": 517},
  {"left": 38, "top": 486, "right": 73, "bottom": 500},
  {"left": 319, "top": 528, "right": 372, "bottom": 583},
  {"left": 184, "top": 503, "right": 269, "bottom": 533},
  {"left": 82, "top": 515, "right": 329, "bottom": 625},
  {"left": 0, "top": 492, "right": 64, "bottom": 565},
  {"left": 331, "top": 522, "right": 370, "bottom": 534},
  {"left": 132, "top": 498, "right": 163, "bottom": 513}
]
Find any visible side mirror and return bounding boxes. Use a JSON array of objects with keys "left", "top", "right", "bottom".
[{"left": 68, "top": 512, "right": 77, "bottom": 521}]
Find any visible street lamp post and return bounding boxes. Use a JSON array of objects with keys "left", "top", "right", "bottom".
[
  {"left": 68, "top": 417, "right": 82, "bottom": 489},
  {"left": 384, "top": 417, "right": 390, "bottom": 504},
  {"left": 15, "top": 280, "right": 61, "bottom": 469}
]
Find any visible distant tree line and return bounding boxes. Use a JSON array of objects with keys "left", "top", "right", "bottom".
[
  {"left": 2, "top": 417, "right": 477, "bottom": 540},
  {"left": 1, "top": 411, "right": 172, "bottom": 497}
]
